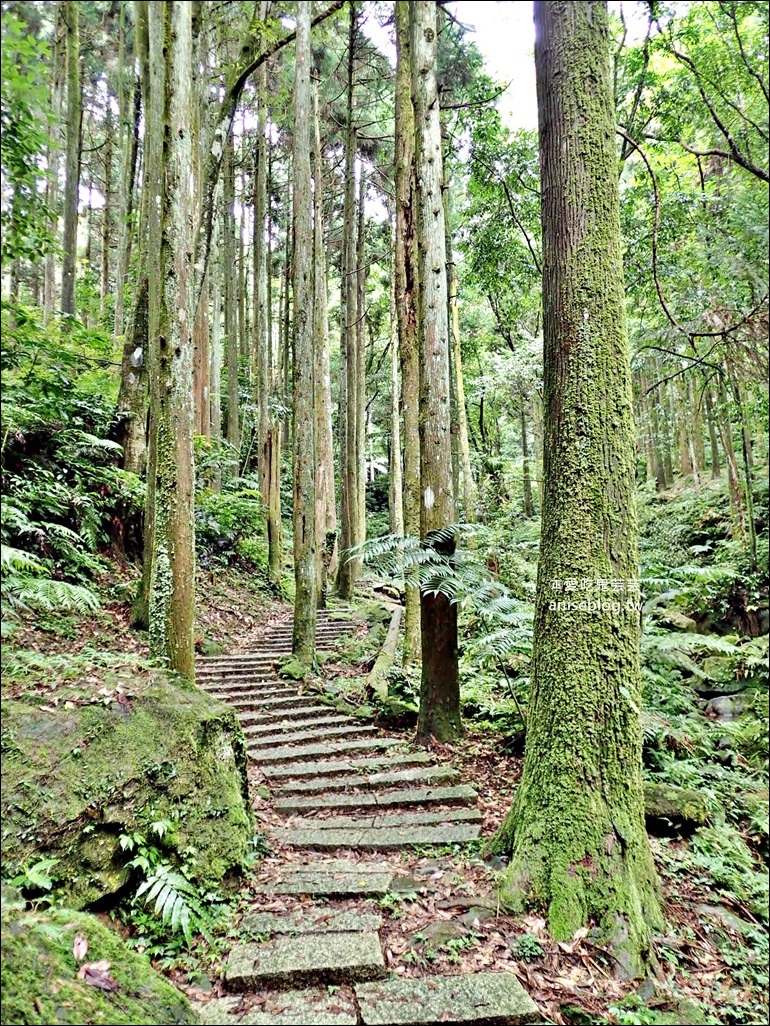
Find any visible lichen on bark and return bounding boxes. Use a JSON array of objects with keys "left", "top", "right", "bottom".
[{"left": 493, "top": 0, "right": 663, "bottom": 977}]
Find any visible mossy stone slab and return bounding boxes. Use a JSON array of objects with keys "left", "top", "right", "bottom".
[
  {"left": 355, "top": 972, "right": 542, "bottom": 1025},
  {"left": 225, "top": 933, "right": 385, "bottom": 989},
  {"left": 274, "top": 783, "right": 477, "bottom": 813},
  {"left": 274, "top": 823, "right": 481, "bottom": 851},
  {"left": 196, "top": 993, "right": 356, "bottom": 1026},
  {"left": 243, "top": 907, "right": 381, "bottom": 935}
]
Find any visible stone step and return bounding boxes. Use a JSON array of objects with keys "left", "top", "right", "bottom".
[
  {"left": 237, "top": 705, "right": 342, "bottom": 726},
  {"left": 246, "top": 723, "right": 375, "bottom": 749},
  {"left": 285, "top": 808, "right": 483, "bottom": 830},
  {"left": 274, "top": 822, "right": 481, "bottom": 851},
  {"left": 220, "top": 694, "right": 310, "bottom": 710},
  {"left": 225, "top": 933, "right": 386, "bottom": 991},
  {"left": 197, "top": 667, "right": 279, "bottom": 680},
  {"left": 252, "top": 737, "right": 405, "bottom": 764},
  {"left": 196, "top": 991, "right": 357, "bottom": 1026},
  {"left": 262, "top": 752, "right": 435, "bottom": 780},
  {"left": 274, "top": 784, "right": 478, "bottom": 815},
  {"left": 202, "top": 682, "right": 291, "bottom": 695},
  {"left": 272, "top": 764, "right": 459, "bottom": 796},
  {"left": 241, "top": 713, "right": 354, "bottom": 738},
  {"left": 355, "top": 973, "right": 541, "bottom": 1025},
  {"left": 243, "top": 908, "right": 382, "bottom": 936},
  {"left": 254, "top": 860, "right": 395, "bottom": 897}
]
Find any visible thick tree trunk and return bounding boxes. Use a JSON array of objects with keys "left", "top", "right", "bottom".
[
  {"left": 313, "top": 74, "right": 338, "bottom": 607},
  {"left": 355, "top": 171, "right": 368, "bottom": 549},
  {"left": 115, "top": 1, "right": 150, "bottom": 476},
  {"left": 411, "top": 1, "right": 460, "bottom": 742},
  {"left": 496, "top": 1, "right": 662, "bottom": 975},
  {"left": 146, "top": 0, "right": 196, "bottom": 678},
  {"left": 395, "top": 0, "right": 421, "bottom": 664},
  {"left": 291, "top": 1, "right": 317, "bottom": 664},
  {"left": 60, "top": 0, "right": 80, "bottom": 320},
  {"left": 337, "top": 2, "right": 359, "bottom": 600},
  {"left": 224, "top": 136, "right": 239, "bottom": 473},
  {"left": 388, "top": 270, "right": 404, "bottom": 537}
]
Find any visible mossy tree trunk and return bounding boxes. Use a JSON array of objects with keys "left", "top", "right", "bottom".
[
  {"left": 520, "top": 402, "right": 534, "bottom": 518},
  {"left": 146, "top": 0, "right": 196, "bottom": 679},
  {"left": 337, "top": 2, "right": 359, "bottom": 600},
  {"left": 411, "top": 1, "right": 460, "bottom": 742},
  {"left": 495, "top": 0, "right": 662, "bottom": 976},
  {"left": 115, "top": 1, "right": 150, "bottom": 476},
  {"left": 388, "top": 264, "right": 404, "bottom": 538},
  {"left": 291, "top": 0, "right": 317, "bottom": 665},
  {"left": 43, "top": 3, "right": 65, "bottom": 323},
  {"left": 60, "top": 0, "right": 80, "bottom": 320},
  {"left": 313, "top": 72, "right": 338, "bottom": 606},
  {"left": 394, "top": 0, "right": 421, "bottom": 665},
  {"left": 224, "top": 135, "right": 239, "bottom": 475}
]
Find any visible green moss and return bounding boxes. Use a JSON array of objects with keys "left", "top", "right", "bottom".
[
  {"left": 1, "top": 678, "right": 252, "bottom": 907},
  {"left": 1, "top": 892, "right": 198, "bottom": 1025}
]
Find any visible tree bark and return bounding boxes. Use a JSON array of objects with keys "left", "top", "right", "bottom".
[
  {"left": 704, "top": 384, "right": 721, "bottom": 479},
  {"left": 291, "top": 1, "right": 317, "bottom": 664},
  {"left": 395, "top": 0, "right": 421, "bottom": 664},
  {"left": 337, "top": 2, "right": 359, "bottom": 600},
  {"left": 100, "top": 113, "right": 113, "bottom": 316},
  {"left": 520, "top": 402, "right": 534, "bottom": 518},
  {"left": 496, "top": 1, "right": 663, "bottom": 975},
  {"left": 313, "top": 73, "right": 338, "bottom": 607},
  {"left": 146, "top": 0, "right": 196, "bottom": 678},
  {"left": 210, "top": 220, "right": 223, "bottom": 491},
  {"left": 411, "top": 1, "right": 460, "bottom": 742},
  {"left": 60, "top": 0, "right": 80, "bottom": 320},
  {"left": 43, "top": 3, "right": 65, "bottom": 323},
  {"left": 355, "top": 170, "right": 368, "bottom": 547},
  {"left": 388, "top": 267, "right": 404, "bottom": 537},
  {"left": 224, "top": 135, "right": 239, "bottom": 473},
  {"left": 115, "top": 1, "right": 150, "bottom": 476}
]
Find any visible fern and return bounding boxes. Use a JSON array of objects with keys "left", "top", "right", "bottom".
[{"left": 135, "top": 864, "right": 210, "bottom": 947}]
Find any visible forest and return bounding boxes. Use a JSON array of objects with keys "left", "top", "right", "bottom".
[{"left": 0, "top": 1, "right": 768, "bottom": 1024}]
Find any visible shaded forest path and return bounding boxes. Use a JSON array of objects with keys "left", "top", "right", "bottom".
[{"left": 193, "top": 609, "right": 541, "bottom": 1025}]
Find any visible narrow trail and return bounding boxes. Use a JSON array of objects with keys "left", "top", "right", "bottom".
[{"left": 194, "top": 609, "right": 540, "bottom": 1025}]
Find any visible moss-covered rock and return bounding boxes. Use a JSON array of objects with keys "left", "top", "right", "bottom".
[
  {"left": 1, "top": 678, "right": 253, "bottom": 908},
  {"left": 644, "top": 781, "right": 710, "bottom": 835},
  {"left": 1, "top": 890, "right": 198, "bottom": 1025}
]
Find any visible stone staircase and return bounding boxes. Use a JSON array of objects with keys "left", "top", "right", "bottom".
[{"left": 194, "top": 608, "right": 541, "bottom": 1025}]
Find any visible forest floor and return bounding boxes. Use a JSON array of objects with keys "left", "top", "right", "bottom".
[{"left": 2, "top": 564, "right": 768, "bottom": 1026}]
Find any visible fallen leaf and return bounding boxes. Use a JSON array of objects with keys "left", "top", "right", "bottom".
[
  {"left": 77, "top": 961, "right": 119, "bottom": 992},
  {"left": 72, "top": 933, "right": 88, "bottom": 962}
]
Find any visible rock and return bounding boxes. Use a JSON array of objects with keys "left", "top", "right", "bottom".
[
  {"left": 697, "top": 903, "right": 757, "bottom": 936},
  {"left": 658, "top": 610, "right": 698, "bottom": 632},
  {"left": 255, "top": 860, "right": 395, "bottom": 897},
  {"left": 252, "top": 737, "right": 402, "bottom": 764},
  {"left": 414, "top": 920, "right": 467, "bottom": 947},
  {"left": 272, "top": 765, "right": 458, "bottom": 796},
  {"left": 224, "top": 933, "right": 386, "bottom": 989},
  {"left": 274, "top": 784, "right": 477, "bottom": 814},
  {"left": 1, "top": 896, "right": 198, "bottom": 1025},
  {"left": 1, "top": 681, "right": 253, "bottom": 908},
  {"left": 704, "top": 694, "right": 750, "bottom": 721},
  {"left": 373, "top": 697, "right": 418, "bottom": 730},
  {"left": 461, "top": 906, "right": 496, "bottom": 929},
  {"left": 644, "top": 782, "right": 710, "bottom": 835},
  {"left": 355, "top": 972, "right": 542, "bottom": 1024}
]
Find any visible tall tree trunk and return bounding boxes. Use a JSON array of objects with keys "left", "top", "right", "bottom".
[
  {"left": 395, "top": 0, "right": 421, "bottom": 663},
  {"left": 445, "top": 195, "right": 475, "bottom": 520},
  {"left": 716, "top": 379, "right": 746, "bottom": 539},
  {"left": 355, "top": 170, "right": 367, "bottom": 547},
  {"left": 254, "top": 23, "right": 269, "bottom": 491},
  {"left": 520, "top": 402, "right": 534, "bottom": 518},
  {"left": 704, "top": 384, "right": 721, "bottom": 479},
  {"left": 115, "top": 1, "right": 150, "bottom": 476},
  {"left": 44, "top": 3, "right": 65, "bottom": 323},
  {"left": 313, "top": 73, "right": 338, "bottom": 606},
  {"left": 337, "top": 2, "right": 359, "bottom": 600},
  {"left": 291, "top": 1, "right": 317, "bottom": 664},
  {"left": 210, "top": 220, "right": 223, "bottom": 491},
  {"left": 224, "top": 135, "right": 239, "bottom": 473},
  {"left": 388, "top": 269, "right": 404, "bottom": 537},
  {"left": 146, "top": 0, "right": 196, "bottom": 678},
  {"left": 411, "top": 1, "right": 460, "bottom": 742},
  {"left": 60, "top": 0, "right": 81, "bottom": 320},
  {"left": 100, "top": 114, "right": 113, "bottom": 317},
  {"left": 113, "top": 75, "right": 140, "bottom": 342},
  {"left": 496, "top": 1, "right": 662, "bottom": 974}
]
